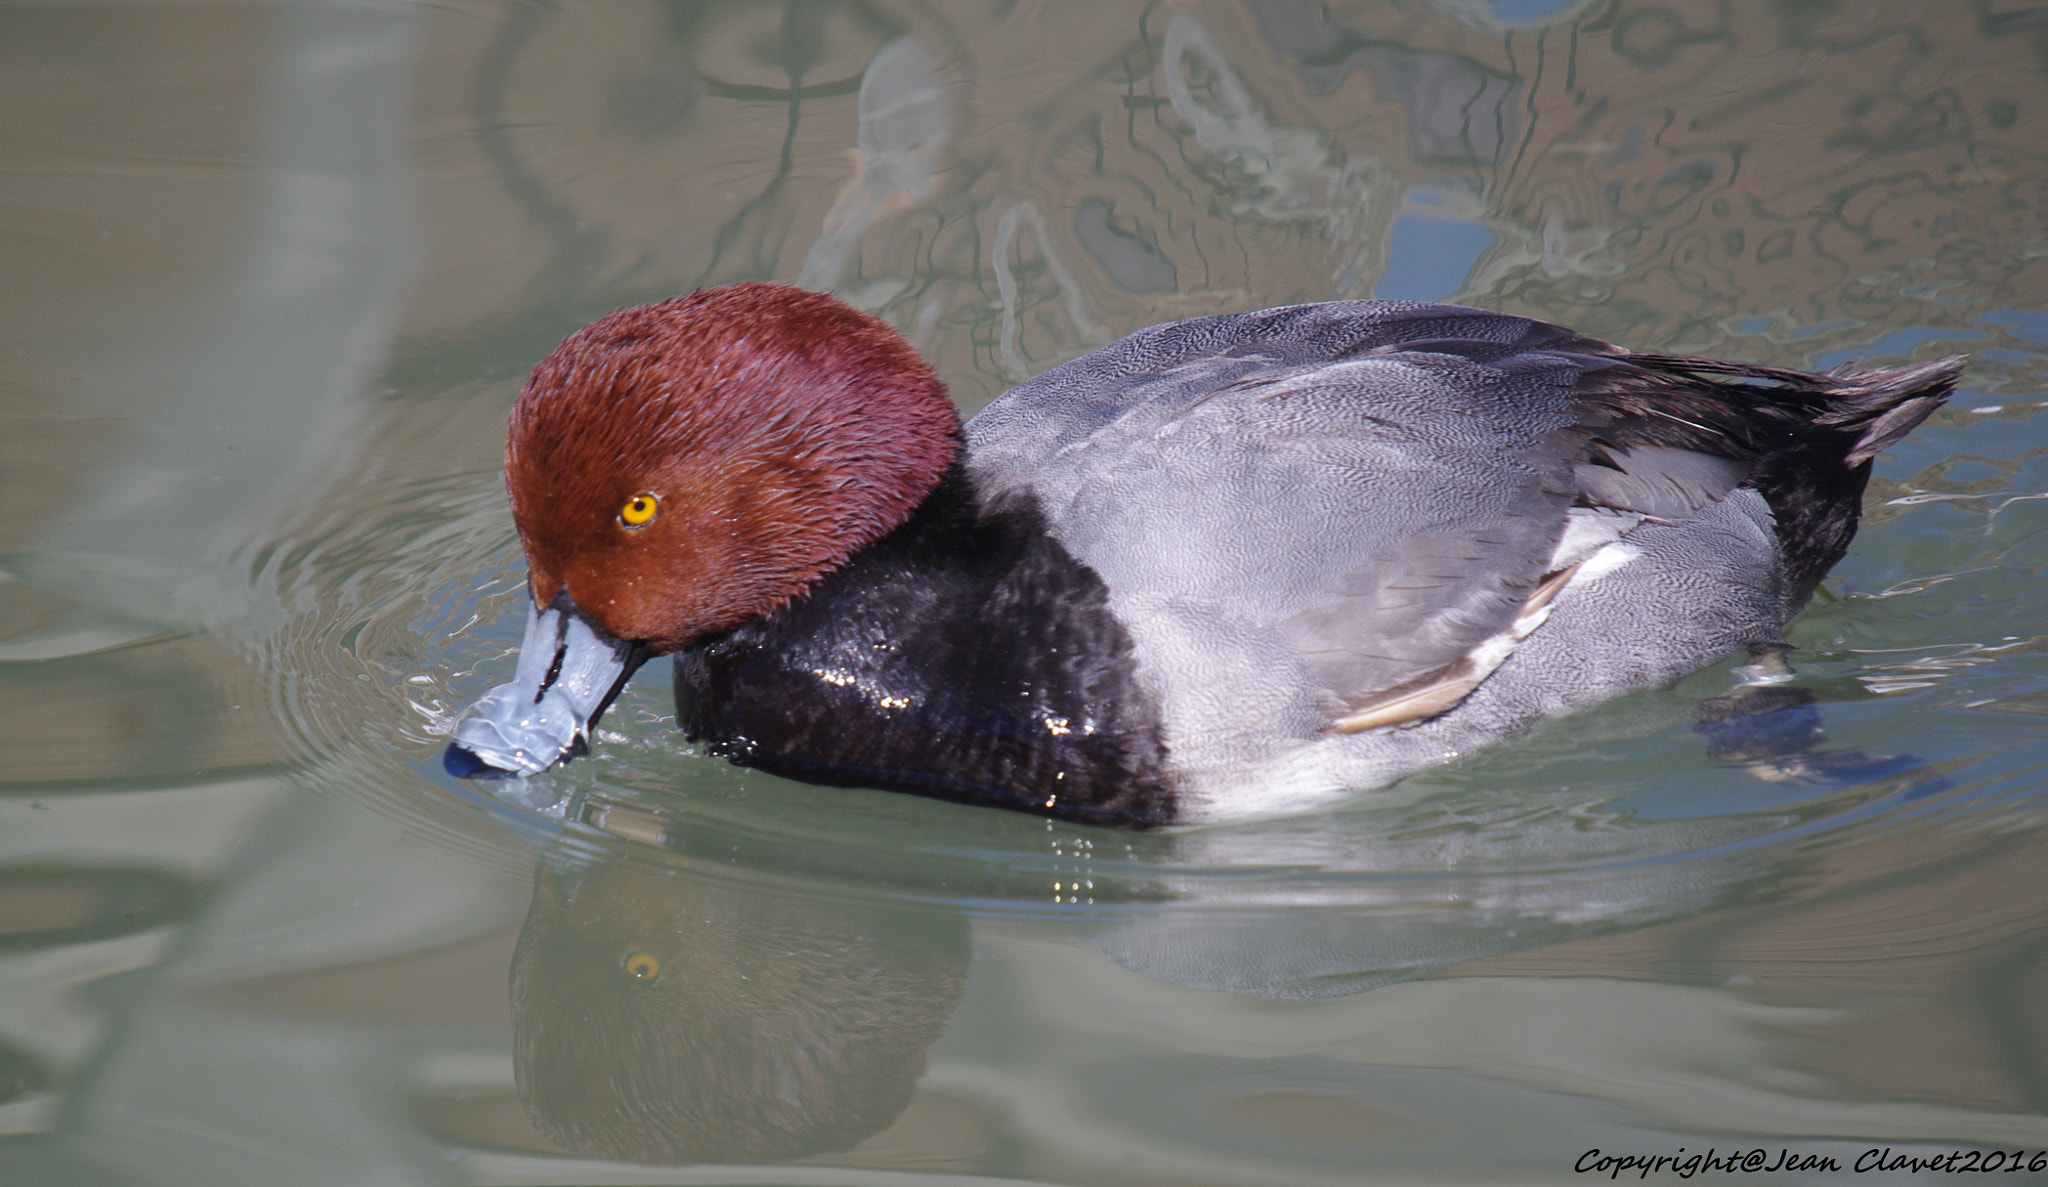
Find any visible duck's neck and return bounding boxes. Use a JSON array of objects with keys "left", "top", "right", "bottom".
[{"left": 670, "top": 463, "right": 1176, "bottom": 826}]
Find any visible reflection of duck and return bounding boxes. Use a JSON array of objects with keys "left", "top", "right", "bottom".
[
  {"left": 447, "top": 282, "right": 1959, "bottom": 824},
  {"left": 511, "top": 859, "right": 967, "bottom": 1165}
]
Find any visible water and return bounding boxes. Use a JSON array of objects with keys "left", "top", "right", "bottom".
[{"left": 3, "top": 1, "right": 2046, "bottom": 1183}]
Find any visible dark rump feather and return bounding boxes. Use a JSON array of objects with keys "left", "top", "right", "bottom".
[{"left": 1579, "top": 350, "right": 1964, "bottom": 595}]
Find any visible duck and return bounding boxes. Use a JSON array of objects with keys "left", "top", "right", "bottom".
[{"left": 444, "top": 282, "right": 1960, "bottom": 826}]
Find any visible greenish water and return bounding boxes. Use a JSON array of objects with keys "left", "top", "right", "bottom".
[{"left": 2, "top": 1, "right": 2046, "bottom": 1184}]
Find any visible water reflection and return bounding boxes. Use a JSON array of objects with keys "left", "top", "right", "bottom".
[
  {"left": 511, "top": 837, "right": 966, "bottom": 1164},
  {"left": 510, "top": 746, "right": 1935, "bottom": 1166}
]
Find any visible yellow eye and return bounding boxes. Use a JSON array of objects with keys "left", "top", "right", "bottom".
[
  {"left": 623, "top": 951, "right": 661, "bottom": 981},
  {"left": 618, "top": 492, "right": 659, "bottom": 528}
]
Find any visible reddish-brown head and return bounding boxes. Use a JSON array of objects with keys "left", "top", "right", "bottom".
[{"left": 505, "top": 283, "right": 961, "bottom": 652}]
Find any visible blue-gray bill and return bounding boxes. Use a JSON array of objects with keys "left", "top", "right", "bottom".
[{"left": 444, "top": 592, "right": 648, "bottom": 779}]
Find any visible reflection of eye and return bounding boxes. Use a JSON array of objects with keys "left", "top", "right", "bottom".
[
  {"left": 618, "top": 493, "right": 659, "bottom": 528},
  {"left": 623, "top": 951, "right": 661, "bottom": 981}
]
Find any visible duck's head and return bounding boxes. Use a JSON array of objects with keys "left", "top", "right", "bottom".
[{"left": 447, "top": 283, "right": 961, "bottom": 779}]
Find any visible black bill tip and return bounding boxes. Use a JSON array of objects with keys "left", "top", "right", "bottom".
[{"left": 444, "top": 742, "right": 518, "bottom": 780}]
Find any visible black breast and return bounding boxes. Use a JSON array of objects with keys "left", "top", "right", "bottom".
[{"left": 671, "top": 468, "right": 1174, "bottom": 826}]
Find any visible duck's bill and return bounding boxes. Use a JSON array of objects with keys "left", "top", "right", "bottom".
[{"left": 444, "top": 593, "right": 650, "bottom": 779}]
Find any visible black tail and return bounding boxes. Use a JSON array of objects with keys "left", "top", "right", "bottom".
[
  {"left": 1771, "top": 355, "right": 1960, "bottom": 595},
  {"left": 1625, "top": 352, "right": 1964, "bottom": 600},
  {"left": 1813, "top": 356, "right": 1966, "bottom": 466},
  {"left": 1391, "top": 320, "right": 1963, "bottom": 603}
]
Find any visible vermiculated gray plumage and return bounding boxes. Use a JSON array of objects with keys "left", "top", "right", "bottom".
[{"left": 965, "top": 300, "right": 1959, "bottom": 818}]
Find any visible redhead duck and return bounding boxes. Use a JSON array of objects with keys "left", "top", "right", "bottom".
[{"left": 445, "top": 283, "right": 1960, "bottom": 825}]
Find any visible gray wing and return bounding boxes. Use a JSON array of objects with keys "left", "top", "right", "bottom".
[{"left": 965, "top": 301, "right": 1750, "bottom": 731}]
